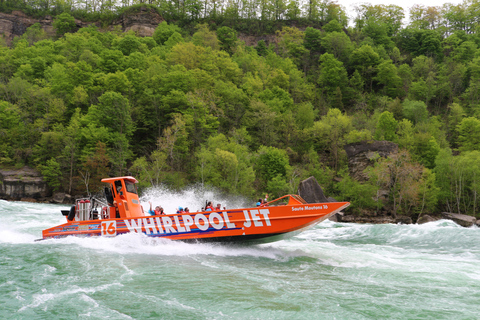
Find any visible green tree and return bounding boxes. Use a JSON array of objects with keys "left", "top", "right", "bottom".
[
  {"left": 217, "top": 26, "right": 238, "bottom": 55},
  {"left": 375, "top": 60, "right": 402, "bottom": 97},
  {"left": 310, "top": 108, "right": 352, "bottom": 171},
  {"left": 375, "top": 111, "right": 398, "bottom": 141},
  {"left": 153, "top": 21, "right": 182, "bottom": 45},
  {"left": 256, "top": 146, "right": 290, "bottom": 187},
  {"left": 350, "top": 44, "right": 380, "bottom": 91},
  {"left": 402, "top": 99, "right": 429, "bottom": 125},
  {"left": 196, "top": 134, "right": 255, "bottom": 196},
  {"left": 52, "top": 13, "right": 76, "bottom": 36},
  {"left": 192, "top": 24, "right": 220, "bottom": 50},
  {"left": 320, "top": 31, "right": 354, "bottom": 64},
  {"left": 318, "top": 53, "right": 348, "bottom": 99},
  {"left": 40, "top": 158, "right": 62, "bottom": 191},
  {"left": 368, "top": 150, "right": 424, "bottom": 218},
  {"left": 457, "top": 117, "right": 480, "bottom": 152}
]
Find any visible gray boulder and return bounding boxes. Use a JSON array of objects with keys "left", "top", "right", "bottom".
[
  {"left": 442, "top": 212, "right": 477, "bottom": 227},
  {"left": 298, "top": 176, "right": 329, "bottom": 204},
  {"left": 417, "top": 215, "right": 437, "bottom": 224}
]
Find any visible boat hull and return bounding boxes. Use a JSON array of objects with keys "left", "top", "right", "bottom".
[{"left": 42, "top": 202, "right": 349, "bottom": 243}]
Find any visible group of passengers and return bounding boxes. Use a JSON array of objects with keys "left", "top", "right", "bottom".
[
  {"left": 256, "top": 194, "right": 269, "bottom": 207},
  {"left": 149, "top": 194, "right": 268, "bottom": 216},
  {"left": 148, "top": 201, "right": 165, "bottom": 216},
  {"left": 147, "top": 201, "right": 225, "bottom": 216},
  {"left": 204, "top": 202, "right": 224, "bottom": 211},
  {"left": 175, "top": 207, "right": 190, "bottom": 214}
]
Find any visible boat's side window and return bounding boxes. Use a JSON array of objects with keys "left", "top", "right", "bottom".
[
  {"left": 125, "top": 181, "right": 137, "bottom": 194},
  {"left": 115, "top": 180, "right": 123, "bottom": 196},
  {"left": 105, "top": 186, "right": 114, "bottom": 205}
]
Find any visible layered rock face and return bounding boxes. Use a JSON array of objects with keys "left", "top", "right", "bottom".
[
  {"left": 111, "top": 7, "right": 163, "bottom": 36},
  {"left": 1, "top": 11, "right": 58, "bottom": 45},
  {"left": 0, "top": 7, "right": 163, "bottom": 45},
  {"left": 0, "top": 167, "right": 50, "bottom": 201},
  {"left": 344, "top": 141, "right": 398, "bottom": 182}
]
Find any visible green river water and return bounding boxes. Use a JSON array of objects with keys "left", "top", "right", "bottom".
[{"left": 1, "top": 189, "right": 480, "bottom": 319}]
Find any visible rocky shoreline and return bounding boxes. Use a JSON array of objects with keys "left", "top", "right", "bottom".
[
  {"left": 298, "top": 176, "right": 480, "bottom": 228},
  {"left": 2, "top": 166, "right": 479, "bottom": 227}
]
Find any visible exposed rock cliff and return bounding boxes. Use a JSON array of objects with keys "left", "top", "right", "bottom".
[
  {"left": 0, "top": 7, "right": 163, "bottom": 45},
  {"left": 344, "top": 141, "right": 398, "bottom": 182},
  {"left": 110, "top": 7, "right": 163, "bottom": 36},
  {"left": 0, "top": 167, "right": 50, "bottom": 201}
]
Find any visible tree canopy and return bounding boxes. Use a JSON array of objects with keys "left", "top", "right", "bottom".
[{"left": 1, "top": 1, "right": 480, "bottom": 219}]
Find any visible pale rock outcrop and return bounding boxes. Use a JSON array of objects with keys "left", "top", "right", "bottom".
[
  {"left": 0, "top": 7, "right": 163, "bottom": 45},
  {"left": 441, "top": 212, "right": 477, "bottom": 227},
  {"left": 416, "top": 214, "right": 438, "bottom": 224},
  {"left": 0, "top": 167, "right": 50, "bottom": 201}
]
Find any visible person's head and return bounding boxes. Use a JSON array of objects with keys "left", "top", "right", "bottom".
[
  {"left": 155, "top": 206, "right": 161, "bottom": 211},
  {"left": 179, "top": 207, "right": 183, "bottom": 212},
  {"left": 216, "top": 203, "right": 221, "bottom": 208},
  {"left": 184, "top": 207, "right": 189, "bottom": 212},
  {"left": 207, "top": 201, "right": 212, "bottom": 206}
]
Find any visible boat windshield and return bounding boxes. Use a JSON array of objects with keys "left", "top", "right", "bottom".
[{"left": 125, "top": 180, "right": 137, "bottom": 194}]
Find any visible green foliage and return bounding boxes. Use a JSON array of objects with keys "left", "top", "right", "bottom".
[
  {"left": 336, "top": 170, "right": 380, "bottom": 211},
  {"left": 318, "top": 53, "right": 348, "bottom": 98},
  {"left": 192, "top": 24, "right": 220, "bottom": 50},
  {"left": 310, "top": 108, "right": 352, "bottom": 170},
  {"left": 153, "top": 21, "right": 182, "bottom": 46},
  {"left": 435, "top": 148, "right": 480, "bottom": 215},
  {"left": 217, "top": 26, "right": 237, "bottom": 55},
  {"left": 402, "top": 99, "right": 428, "bottom": 125},
  {"left": 457, "top": 117, "right": 480, "bottom": 152},
  {"left": 0, "top": 5, "right": 479, "bottom": 215},
  {"left": 256, "top": 146, "right": 290, "bottom": 187},
  {"left": 40, "top": 158, "right": 62, "bottom": 191},
  {"left": 196, "top": 134, "right": 255, "bottom": 196},
  {"left": 323, "top": 20, "right": 343, "bottom": 33},
  {"left": 320, "top": 31, "right": 353, "bottom": 65},
  {"left": 53, "top": 13, "right": 76, "bottom": 36},
  {"left": 375, "top": 111, "right": 397, "bottom": 141},
  {"left": 398, "top": 28, "right": 442, "bottom": 59}
]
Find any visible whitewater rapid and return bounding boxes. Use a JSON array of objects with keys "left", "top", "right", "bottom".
[{"left": 1, "top": 190, "right": 480, "bottom": 319}]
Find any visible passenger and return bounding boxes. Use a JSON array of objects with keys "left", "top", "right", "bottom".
[
  {"left": 263, "top": 194, "right": 269, "bottom": 206},
  {"left": 148, "top": 201, "right": 164, "bottom": 215},
  {"left": 256, "top": 194, "right": 269, "bottom": 207},
  {"left": 215, "top": 203, "right": 221, "bottom": 211},
  {"left": 184, "top": 207, "right": 190, "bottom": 213},
  {"left": 176, "top": 207, "right": 184, "bottom": 214},
  {"left": 205, "top": 201, "right": 214, "bottom": 211}
]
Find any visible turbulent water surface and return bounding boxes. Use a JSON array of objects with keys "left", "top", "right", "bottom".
[{"left": 1, "top": 188, "right": 480, "bottom": 319}]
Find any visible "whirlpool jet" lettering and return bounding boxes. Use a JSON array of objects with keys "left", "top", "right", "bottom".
[{"left": 121, "top": 209, "right": 271, "bottom": 235}]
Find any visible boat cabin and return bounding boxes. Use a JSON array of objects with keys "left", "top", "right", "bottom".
[{"left": 101, "top": 176, "right": 143, "bottom": 218}]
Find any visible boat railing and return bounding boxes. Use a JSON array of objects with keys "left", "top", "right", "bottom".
[
  {"left": 264, "top": 194, "right": 307, "bottom": 207},
  {"left": 74, "top": 196, "right": 109, "bottom": 221}
]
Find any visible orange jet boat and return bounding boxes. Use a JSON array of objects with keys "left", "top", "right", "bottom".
[{"left": 41, "top": 176, "right": 350, "bottom": 243}]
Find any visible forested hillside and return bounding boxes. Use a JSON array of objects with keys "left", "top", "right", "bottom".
[{"left": 1, "top": 0, "right": 480, "bottom": 220}]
